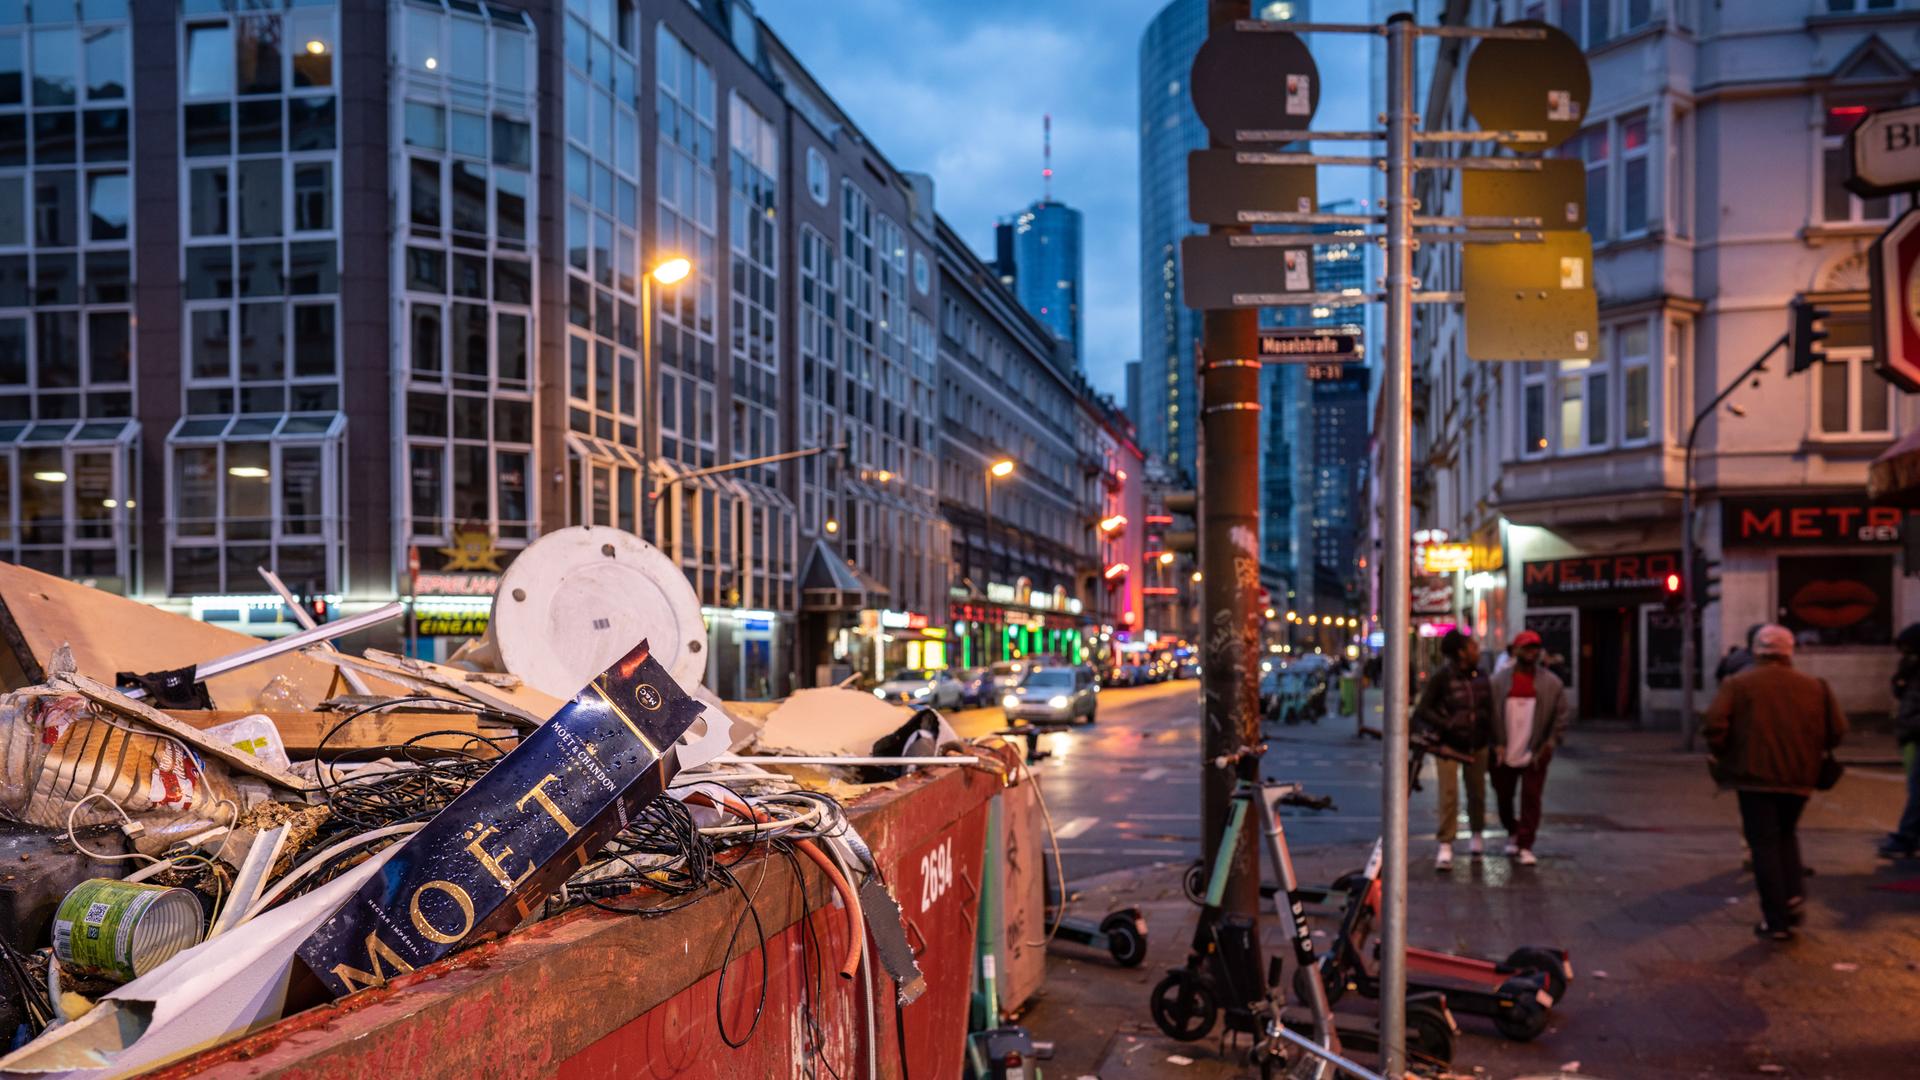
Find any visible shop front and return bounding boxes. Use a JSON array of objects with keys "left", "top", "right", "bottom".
[
  {"left": 948, "top": 579, "right": 1086, "bottom": 670},
  {"left": 1715, "top": 492, "right": 1916, "bottom": 717},
  {"left": 1520, "top": 548, "right": 1682, "bottom": 724},
  {"left": 702, "top": 606, "right": 786, "bottom": 701}
]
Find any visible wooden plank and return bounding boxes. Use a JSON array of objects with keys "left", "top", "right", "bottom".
[
  {"left": 165, "top": 710, "right": 511, "bottom": 757},
  {"left": 0, "top": 561, "right": 413, "bottom": 709},
  {"left": 311, "top": 650, "right": 565, "bottom": 726}
]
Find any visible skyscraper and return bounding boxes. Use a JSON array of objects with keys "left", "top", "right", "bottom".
[
  {"left": 998, "top": 199, "right": 1084, "bottom": 363},
  {"left": 1137, "top": 0, "right": 1306, "bottom": 475}
]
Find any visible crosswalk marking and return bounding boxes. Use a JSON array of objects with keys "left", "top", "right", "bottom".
[
  {"left": 1140, "top": 766, "right": 1168, "bottom": 782},
  {"left": 1053, "top": 816, "right": 1099, "bottom": 840}
]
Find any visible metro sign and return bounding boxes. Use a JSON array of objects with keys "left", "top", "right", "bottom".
[{"left": 1871, "top": 206, "right": 1920, "bottom": 393}]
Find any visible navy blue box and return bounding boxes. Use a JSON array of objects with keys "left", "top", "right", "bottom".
[{"left": 297, "top": 640, "right": 703, "bottom": 996}]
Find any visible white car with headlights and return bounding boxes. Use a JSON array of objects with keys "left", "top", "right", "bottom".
[
  {"left": 1001, "top": 665, "right": 1098, "bottom": 725},
  {"left": 873, "top": 669, "right": 964, "bottom": 708}
]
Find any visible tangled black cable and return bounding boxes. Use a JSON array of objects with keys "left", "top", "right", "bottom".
[{"left": 0, "top": 935, "right": 52, "bottom": 1035}]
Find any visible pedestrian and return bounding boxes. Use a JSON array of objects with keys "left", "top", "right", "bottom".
[
  {"left": 1714, "top": 623, "right": 1764, "bottom": 682},
  {"left": 1488, "top": 630, "right": 1572, "bottom": 867},
  {"left": 1878, "top": 623, "right": 1920, "bottom": 859},
  {"left": 1703, "top": 624, "right": 1846, "bottom": 941},
  {"left": 1492, "top": 640, "right": 1517, "bottom": 676},
  {"left": 1413, "top": 629, "right": 1492, "bottom": 871}
]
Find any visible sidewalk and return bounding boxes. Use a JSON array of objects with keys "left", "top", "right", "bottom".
[{"left": 1017, "top": 723, "right": 1920, "bottom": 1079}]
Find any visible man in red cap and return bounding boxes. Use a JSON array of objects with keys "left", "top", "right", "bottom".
[{"left": 1489, "top": 630, "right": 1573, "bottom": 865}]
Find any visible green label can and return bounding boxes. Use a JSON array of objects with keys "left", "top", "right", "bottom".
[{"left": 53, "top": 878, "right": 204, "bottom": 983}]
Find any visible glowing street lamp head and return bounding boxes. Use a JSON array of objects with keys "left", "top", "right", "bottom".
[
  {"left": 650, "top": 257, "right": 692, "bottom": 285},
  {"left": 1264, "top": 607, "right": 1277, "bottom": 620},
  {"left": 1159, "top": 552, "right": 1175, "bottom": 566},
  {"left": 989, "top": 459, "right": 1015, "bottom": 478}
]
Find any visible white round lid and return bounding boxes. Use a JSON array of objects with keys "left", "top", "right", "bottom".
[{"left": 490, "top": 526, "right": 707, "bottom": 698}]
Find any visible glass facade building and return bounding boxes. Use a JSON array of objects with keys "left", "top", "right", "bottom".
[
  {"left": 1000, "top": 197, "right": 1083, "bottom": 364},
  {"left": 1136, "top": 0, "right": 1207, "bottom": 473}
]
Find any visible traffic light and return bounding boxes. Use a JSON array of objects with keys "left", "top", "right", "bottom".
[
  {"left": 1789, "top": 297, "right": 1830, "bottom": 375},
  {"left": 1662, "top": 571, "right": 1684, "bottom": 613},
  {"left": 1692, "top": 554, "right": 1719, "bottom": 607}
]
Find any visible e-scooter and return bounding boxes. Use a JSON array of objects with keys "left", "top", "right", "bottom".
[
  {"left": 1313, "top": 735, "right": 1574, "bottom": 1042},
  {"left": 1147, "top": 747, "right": 1457, "bottom": 1077}
]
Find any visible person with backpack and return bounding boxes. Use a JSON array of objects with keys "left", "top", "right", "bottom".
[
  {"left": 1488, "top": 630, "right": 1573, "bottom": 866},
  {"left": 1413, "top": 629, "right": 1492, "bottom": 871},
  {"left": 1703, "top": 625, "right": 1847, "bottom": 941},
  {"left": 1878, "top": 623, "right": 1920, "bottom": 859}
]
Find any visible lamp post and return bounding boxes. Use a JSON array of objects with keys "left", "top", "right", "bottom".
[
  {"left": 982, "top": 458, "right": 1015, "bottom": 663},
  {"left": 640, "top": 255, "right": 693, "bottom": 536}
]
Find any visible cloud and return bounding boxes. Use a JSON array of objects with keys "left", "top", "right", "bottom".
[{"left": 757, "top": 0, "right": 1171, "bottom": 398}]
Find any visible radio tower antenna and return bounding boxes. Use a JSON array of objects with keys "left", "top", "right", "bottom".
[{"left": 1043, "top": 114, "right": 1053, "bottom": 202}]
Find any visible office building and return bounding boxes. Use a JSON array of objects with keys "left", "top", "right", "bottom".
[{"left": 996, "top": 197, "right": 1084, "bottom": 363}]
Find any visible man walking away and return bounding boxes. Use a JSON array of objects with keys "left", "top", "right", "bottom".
[
  {"left": 1413, "top": 629, "right": 1492, "bottom": 871},
  {"left": 1703, "top": 625, "right": 1846, "bottom": 941},
  {"left": 1878, "top": 623, "right": 1920, "bottom": 859},
  {"left": 1489, "top": 630, "right": 1572, "bottom": 866}
]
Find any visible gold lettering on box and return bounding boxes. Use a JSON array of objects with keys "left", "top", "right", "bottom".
[
  {"left": 516, "top": 773, "right": 580, "bottom": 833},
  {"left": 330, "top": 931, "right": 416, "bottom": 992},
  {"left": 409, "top": 880, "right": 477, "bottom": 944},
  {"left": 464, "top": 823, "right": 534, "bottom": 891}
]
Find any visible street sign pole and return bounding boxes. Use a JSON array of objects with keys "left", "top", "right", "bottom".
[
  {"left": 1378, "top": 13, "right": 1416, "bottom": 1071},
  {"left": 1198, "top": 0, "right": 1264, "bottom": 931}
]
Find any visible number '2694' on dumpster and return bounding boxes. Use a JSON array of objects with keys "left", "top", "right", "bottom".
[{"left": 296, "top": 639, "right": 704, "bottom": 997}]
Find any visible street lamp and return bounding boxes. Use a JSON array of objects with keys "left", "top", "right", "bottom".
[
  {"left": 980, "top": 458, "right": 1016, "bottom": 662},
  {"left": 641, "top": 255, "right": 694, "bottom": 528}
]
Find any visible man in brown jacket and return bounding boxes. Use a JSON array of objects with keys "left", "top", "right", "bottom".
[{"left": 1703, "top": 624, "right": 1847, "bottom": 941}]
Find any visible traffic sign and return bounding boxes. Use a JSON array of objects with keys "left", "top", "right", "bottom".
[
  {"left": 1462, "top": 159, "right": 1586, "bottom": 230},
  {"left": 1180, "top": 233, "right": 1317, "bottom": 309},
  {"left": 1463, "top": 232, "right": 1598, "bottom": 360},
  {"left": 1187, "top": 149, "right": 1317, "bottom": 225},
  {"left": 1463, "top": 21, "right": 1589, "bottom": 152},
  {"left": 1870, "top": 206, "right": 1920, "bottom": 392},
  {"left": 1259, "top": 328, "right": 1363, "bottom": 362},
  {"left": 1188, "top": 27, "right": 1318, "bottom": 142},
  {"left": 1846, "top": 104, "right": 1920, "bottom": 198}
]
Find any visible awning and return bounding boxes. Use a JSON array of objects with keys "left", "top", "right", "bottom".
[
  {"left": 799, "top": 537, "right": 890, "bottom": 612},
  {"left": 168, "top": 413, "right": 345, "bottom": 442},
  {"left": 1868, "top": 428, "right": 1920, "bottom": 508},
  {"left": 565, "top": 431, "right": 641, "bottom": 470},
  {"left": 0, "top": 418, "right": 139, "bottom": 447}
]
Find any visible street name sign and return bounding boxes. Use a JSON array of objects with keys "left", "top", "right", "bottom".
[
  {"left": 1258, "top": 328, "right": 1363, "bottom": 362},
  {"left": 1870, "top": 206, "right": 1920, "bottom": 392},
  {"left": 1846, "top": 104, "right": 1920, "bottom": 198},
  {"left": 1463, "top": 21, "right": 1590, "bottom": 152},
  {"left": 1463, "top": 231, "right": 1598, "bottom": 360},
  {"left": 1462, "top": 159, "right": 1586, "bottom": 230},
  {"left": 1188, "top": 149, "right": 1317, "bottom": 225},
  {"left": 1180, "top": 233, "right": 1318, "bottom": 309},
  {"left": 1188, "top": 27, "right": 1318, "bottom": 143}
]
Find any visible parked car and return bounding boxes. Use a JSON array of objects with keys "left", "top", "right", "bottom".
[
  {"left": 1001, "top": 665, "right": 1099, "bottom": 725},
  {"left": 1259, "top": 662, "right": 1284, "bottom": 721},
  {"left": 873, "top": 668, "right": 964, "bottom": 709},
  {"left": 1175, "top": 659, "right": 1201, "bottom": 679},
  {"left": 955, "top": 666, "right": 993, "bottom": 706}
]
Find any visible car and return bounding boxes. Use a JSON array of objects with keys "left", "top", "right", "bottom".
[
  {"left": 1176, "top": 659, "right": 1201, "bottom": 679},
  {"left": 1001, "top": 665, "right": 1099, "bottom": 725},
  {"left": 873, "top": 668, "right": 964, "bottom": 709},
  {"left": 985, "top": 660, "right": 1032, "bottom": 698},
  {"left": 1259, "top": 663, "right": 1284, "bottom": 721},
  {"left": 954, "top": 666, "right": 993, "bottom": 706}
]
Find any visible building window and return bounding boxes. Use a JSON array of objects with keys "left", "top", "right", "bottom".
[
  {"left": 805, "top": 145, "right": 828, "bottom": 206},
  {"left": 1521, "top": 363, "right": 1549, "bottom": 458},
  {"left": 1620, "top": 112, "right": 1650, "bottom": 235},
  {"left": 1561, "top": 124, "right": 1608, "bottom": 241},
  {"left": 1778, "top": 554, "right": 1891, "bottom": 648},
  {"left": 1822, "top": 99, "right": 1903, "bottom": 224},
  {"left": 165, "top": 414, "right": 344, "bottom": 595},
  {"left": 1823, "top": 1, "right": 1896, "bottom": 12},
  {"left": 1815, "top": 351, "right": 1891, "bottom": 439},
  {"left": 1619, "top": 320, "right": 1652, "bottom": 444}
]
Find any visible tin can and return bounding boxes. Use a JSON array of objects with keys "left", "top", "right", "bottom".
[{"left": 53, "top": 878, "right": 204, "bottom": 983}]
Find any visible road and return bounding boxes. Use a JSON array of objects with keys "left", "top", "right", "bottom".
[{"left": 946, "top": 678, "right": 1391, "bottom": 883}]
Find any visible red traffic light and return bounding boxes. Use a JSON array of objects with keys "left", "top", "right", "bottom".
[{"left": 1664, "top": 572, "right": 1682, "bottom": 594}]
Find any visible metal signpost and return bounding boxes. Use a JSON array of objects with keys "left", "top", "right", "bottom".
[{"left": 1180, "top": 12, "right": 1590, "bottom": 1072}]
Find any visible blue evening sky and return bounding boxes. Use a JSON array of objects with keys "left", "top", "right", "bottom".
[{"left": 756, "top": 0, "right": 1373, "bottom": 401}]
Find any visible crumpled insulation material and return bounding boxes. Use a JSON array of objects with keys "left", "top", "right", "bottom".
[{"left": 0, "top": 688, "right": 261, "bottom": 855}]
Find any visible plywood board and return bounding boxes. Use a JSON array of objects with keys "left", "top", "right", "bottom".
[
  {"left": 166, "top": 709, "right": 512, "bottom": 757},
  {"left": 311, "top": 649, "right": 565, "bottom": 726},
  {"left": 51, "top": 672, "right": 309, "bottom": 792},
  {"left": 0, "top": 561, "right": 410, "bottom": 708}
]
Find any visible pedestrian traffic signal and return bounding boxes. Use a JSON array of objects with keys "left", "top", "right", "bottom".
[
  {"left": 1789, "top": 297, "right": 1830, "bottom": 375},
  {"left": 1662, "top": 571, "right": 1684, "bottom": 613}
]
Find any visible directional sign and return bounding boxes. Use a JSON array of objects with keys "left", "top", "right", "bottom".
[
  {"left": 1846, "top": 104, "right": 1920, "bottom": 198},
  {"left": 1871, "top": 206, "right": 1920, "bottom": 392},
  {"left": 1187, "top": 149, "right": 1317, "bottom": 225},
  {"left": 1463, "top": 159, "right": 1587, "bottom": 230},
  {"left": 1180, "top": 233, "right": 1317, "bottom": 310},
  {"left": 1189, "top": 27, "right": 1318, "bottom": 143},
  {"left": 1464, "top": 21, "right": 1590, "bottom": 152},
  {"left": 1259, "top": 328, "right": 1363, "bottom": 362},
  {"left": 1463, "top": 232, "right": 1598, "bottom": 360}
]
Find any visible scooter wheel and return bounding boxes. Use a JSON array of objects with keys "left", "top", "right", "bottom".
[
  {"left": 1149, "top": 970, "right": 1218, "bottom": 1041},
  {"left": 1493, "top": 979, "right": 1551, "bottom": 1042},
  {"left": 1291, "top": 960, "right": 1346, "bottom": 1007},
  {"left": 1503, "top": 946, "right": 1570, "bottom": 1002},
  {"left": 1182, "top": 861, "right": 1208, "bottom": 905},
  {"left": 1101, "top": 913, "right": 1147, "bottom": 967},
  {"left": 1406, "top": 998, "right": 1457, "bottom": 1064}
]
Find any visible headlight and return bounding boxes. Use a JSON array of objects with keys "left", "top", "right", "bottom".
[
  {"left": 1047, "top": 695, "right": 1069, "bottom": 709},
  {"left": 1002, "top": 694, "right": 1020, "bottom": 709},
  {"left": 912, "top": 686, "right": 930, "bottom": 698},
  {"left": 873, "top": 688, "right": 887, "bottom": 698},
  {"left": 1261, "top": 661, "right": 1272, "bottom": 673}
]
